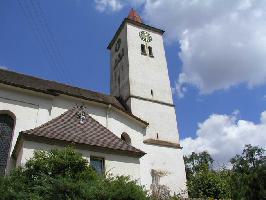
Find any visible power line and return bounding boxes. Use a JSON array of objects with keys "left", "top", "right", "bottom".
[
  {"left": 30, "top": 0, "right": 73, "bottom": 83},
  {"left": 17, "top": 0, "right": 64, "bottom": 81},
  {"left": 28, "top": 0, "right": 71, "bottom": 83},
  {"left": 16, "top": 0, "right": 73, "bottom": 84}
]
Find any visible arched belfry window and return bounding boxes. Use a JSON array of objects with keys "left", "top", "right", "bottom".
[
  {"left": 121, "top": 132, "right": 131, "bottom": 144},
  {"left": 0, "top": 113, "right": 15, "bottom": 175},
  {"left": 141, "top": 44, "right": 146, "bottom": 55},
  {"left": 148, "top": 46, "right": 153, "bottom": 57}
]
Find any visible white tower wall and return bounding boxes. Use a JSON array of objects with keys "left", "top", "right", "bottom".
[
  {"left": 127, "top": 24, "right": 173, "bottom": 105},
  {"left": 109, "top": 18, "right": 187, "bottom": 196}
]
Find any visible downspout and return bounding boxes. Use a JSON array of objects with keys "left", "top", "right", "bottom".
[{"left": 106, "top": 104, "right": 112, "bottom": 128}]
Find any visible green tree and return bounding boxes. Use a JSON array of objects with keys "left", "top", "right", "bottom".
[
  {"left": 230, "top": 144, "right": 266, "bottom": 200},
  {"left": 184, "top": 151, "right": 213, "bottom": 176},
  {"left": 0, "top": 147, "right": 149, "bottom": 200},
  {"left": 184, "top": 151, "right": 231, "bottom": 199}
]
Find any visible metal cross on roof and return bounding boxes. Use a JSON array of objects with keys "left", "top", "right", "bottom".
[{"left": 76, "top": 106, "right": 86, "bottom": 124}]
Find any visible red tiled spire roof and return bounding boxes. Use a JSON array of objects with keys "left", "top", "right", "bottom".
[{"left": 128, "top": 8, "right": 142, "bottom": 23}]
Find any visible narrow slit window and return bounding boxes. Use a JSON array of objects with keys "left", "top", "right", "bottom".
[
  {"left": 151, "top": 89, "right": 153, "bottom": 96},
  {"left": 148, "top": 46, "right": 153, "bottom": 57},
  {"left": 141, "top": 44, "right": 146, "bottom": 55}
]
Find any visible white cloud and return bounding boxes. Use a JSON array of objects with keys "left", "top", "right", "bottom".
[
  {"left": 95, "top": 0, "right": 266, "bottom": 96},
  {"left": 0, "top": 66, "right": 8, "bottom": 70},
  {"left": 94, "top": 0, "right": 145, "bottom": 12},
  {"left": 175, "top": 73, "right": 189, "bottom": 98},
  {"left": 94, "top": 0, "right": 123, "bottom": 12},
  {"left": 180, "top": 110, "right": 266, "bottom": 166},
  {"left": 141, "top": 0, "right": 266, "bottom": 96}
]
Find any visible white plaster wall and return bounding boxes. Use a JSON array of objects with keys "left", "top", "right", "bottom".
[
  {"left": 0, "top": 84, "right": 145, "bottom": 175},
  {"left": 140, "top": 144, "right": 187, "bottom": 196},
  {"left": 103, "top": 108, "right": 187, "bottom": 195},
  {"left": 104, "top": 98, "right": 185, "bottom": 194},
  {"left": 130, "top": 98, "right": 179, "bottom": 142},
  {"left": 127, "top": 23, "right": 173, "bottom": 105},
  {"left": 0, "top": 84, "right": 146, "bottom": 154},
  {"left": 49, "top": 95, "right": 108, "bottom": 127},
  {"left": 107, "top": 109, "right": 145, "bottom": 149},
  {"left": 0, "top": 85, "right": 52, "bottom": 171},
  {"left": 17, "top": 140, "right": 141, "bottom": 181}
]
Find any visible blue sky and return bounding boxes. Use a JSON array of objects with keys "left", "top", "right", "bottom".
[{"left": 1, "top": 0, "right": 265, "bottom": 164}]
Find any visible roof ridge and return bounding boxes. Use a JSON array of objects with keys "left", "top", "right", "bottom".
[{"left": 0, "top": 68, "right": 108, "bottom": 97}]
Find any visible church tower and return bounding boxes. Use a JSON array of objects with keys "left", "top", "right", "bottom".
[
  {"left": 108, "top": 9, "right": 179, "bottom": 142},
  {"left": 108, "top": 9, "right": 187, "bottom": 195}
]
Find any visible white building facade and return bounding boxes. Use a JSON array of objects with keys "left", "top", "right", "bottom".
[{"left": 0, "top": 10, "right": 187, "bottom": 196}]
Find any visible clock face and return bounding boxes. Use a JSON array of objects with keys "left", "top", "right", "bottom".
[
  {"left": 139, "top": 31, "right": 152, "bottom": 42},
  {"left": 115, "top": 38, "right": 121, "bottom": 52}
]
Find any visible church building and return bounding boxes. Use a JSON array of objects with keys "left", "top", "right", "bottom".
[{"left": 0, "top": 10, "right": 187, "bottom": 195}]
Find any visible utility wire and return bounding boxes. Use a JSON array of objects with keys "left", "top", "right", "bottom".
[
  {"left": 17, "top": 0, "right": 64, "bottom": 81},
  {"left": 16, "top": 0, "right": 73, "bottom": 84},
  {"left": 28, "top": 0, "right": 71, "bottom": 83},
  {"left": 30, "top": 0, "right": 73, "bottom": 84}
]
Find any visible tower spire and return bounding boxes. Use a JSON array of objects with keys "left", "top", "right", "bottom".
[{"left": 127, "top": 8, "right": 142, "bottom": 23}]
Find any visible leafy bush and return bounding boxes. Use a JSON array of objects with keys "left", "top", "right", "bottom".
[
  {"left": 184, "top": 144, "right": 266, "bottom": 199},
  {"left": 230, "top": 144, "right": 266, "bottom": 199},
  {"left": 0, "top": 147, "right": 149, "bottom": 200},
  {"left": 184, "top": 151, "right": 231, "bottom": 199}
]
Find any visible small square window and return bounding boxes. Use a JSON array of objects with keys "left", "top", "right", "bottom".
[{"left": 90, "top": 157, "right": 105, "bottom": 175}]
